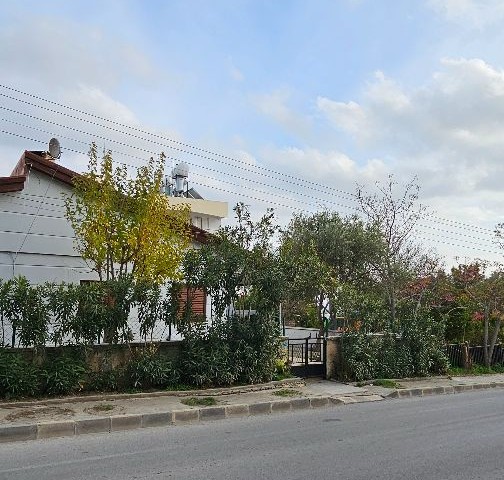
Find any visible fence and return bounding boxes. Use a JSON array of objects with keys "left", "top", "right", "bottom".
[
  {"left": 446, "top": 343, "right": 504, "bottom": 367},
  {"left": 287, "top": 337, "right": 325, "bottom": 377}
]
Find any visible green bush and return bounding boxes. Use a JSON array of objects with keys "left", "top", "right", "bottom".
[
  {"left": 41, "top": 353, "right": 87, "bottom": 396},
  {"left": 0, "top": 277, "right": 50, "bottom": 348},
  {"left": 178, "top": 323, "right": 235, "bottom": 387},
  {"left": 126, "top": 346, "right": 179, "bottom": 389},
  {"left": 0, "top": 349, "right": 40, "bottom": 398},
  {"left": 340, "top": 333, "right": 378, "bottom": 381},
  {"left": 87, "top": 369, "right": 124, "bottom": 392},
  {"left": 229, "top": 315, "right": 281, "bottom": 384},
  {"left": 340, "top": 316, "right": 449, "bottom": 382},
  {"left": 273, "top": 352, "right": 291, "bottom": 380},
  {"left": 178, "top": 314, "right": 281, "bottom": 388}
]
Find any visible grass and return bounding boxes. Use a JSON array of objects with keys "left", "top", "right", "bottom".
[
  {"left": 166, "top": 384, "right": 195, "bottom": 391},
  {"left": 372, "top": 379, "right": 401, "bottom": 388},
  {"left": 448, "top": 364, "right": 504, "bottom": 376},
  {"left": 272, "top": 388, "right": 303, "bottom": 397},
  {"left": 181, "top": 396, "right": 217, "bottom": 407},
  {"left": 356, "top": 379, "right": 401, "bottom": 388}
]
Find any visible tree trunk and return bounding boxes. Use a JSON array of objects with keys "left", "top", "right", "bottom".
[
  {"left": 487, "top": 317, "right": 501, "bottom": 368},
  {"left": 462, "top": 342, "right": 471, "bottom": 370}
]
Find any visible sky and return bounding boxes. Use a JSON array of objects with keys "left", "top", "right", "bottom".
[{"left": 1, "top": 0, "right": 504, "bottom": 266}]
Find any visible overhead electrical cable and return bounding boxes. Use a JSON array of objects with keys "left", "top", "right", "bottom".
[
  {"left": 0, "top": 114, "right": 497, "bottom": 239},
  {"left": 0, "top": 84, "right": 498, "bottom": 237},
  {"left": 0, "top": 129, "right": 498, "bottom": 253}
]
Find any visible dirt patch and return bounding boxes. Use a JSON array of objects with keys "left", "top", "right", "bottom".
[
  {"left": 84, "top": 403, "right": 124, "bottom": 415},
  {"left": 5, "top": 406, "right": 75, "bottom": 422}
]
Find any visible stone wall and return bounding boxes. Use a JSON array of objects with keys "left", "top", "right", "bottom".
[{"left": 5, "top": 341, "right": 183, "bottom": 371}]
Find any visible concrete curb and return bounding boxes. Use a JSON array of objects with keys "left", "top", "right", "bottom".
[
  {"left": 0, "top": 393, "right": 381, "bottom": 444},
  {"left": 385, "top": 381, "right": 504, "bottom": 399},
  {"left": 2, "top": 381, "right": 502, "bottom": 444},
  {"left": 0, "top": 378, "right": 305, "bottom": 409}
]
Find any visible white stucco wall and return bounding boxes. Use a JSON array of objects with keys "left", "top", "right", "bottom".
[{"left": 0, "top": 170, "right": 95, "bottom": 284}]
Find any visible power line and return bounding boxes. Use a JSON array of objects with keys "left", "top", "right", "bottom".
[
  {"left": 1, "top": 116, "right": 356, "bottom": 212},
  {"left": 1, "top": 113, "right": 497, "bottom": 240},
  {"left": 0, "top": 129, "right": 498, "bottom": 253},
  {"left": 0, "top": 262, "right": 90, "bottom": 270},
  {"left": 0, "top": 130, "right": 500, "bottom": 255},
  {"left": 0, "top": 109, "right": 361, "bottom": 215},
  {"left": 4, "top": 158, "right": 497, "bottom": 252},
  {"left": 4, "top": 187, "right": 499, "bottom": 253},
  {"left": 1, "top": 84, "right": 498, "bottom": 237},
  {"left": 412, "top": 231, "right": 502, "bottom": 256},
  {"left": 0, "top": 84, "right": 355, "bottom": 198}
]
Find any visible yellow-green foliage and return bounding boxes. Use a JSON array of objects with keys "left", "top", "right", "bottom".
[{"left": 65, "top": 144, "right": 191, "bottom": 284}]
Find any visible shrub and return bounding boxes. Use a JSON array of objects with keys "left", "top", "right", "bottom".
[
  {"left": 178, "top": 314, "right": 281, "bottom": 387},
  {"left": 1, "top": 277, "right": 50, "bottom": 348},
  {"left": 87, "top": 369, "right": 124, "bottom": 392},
  {"left": 273, "top": 353, "right": 291, "bottom": 380},
  {"left": 181, "top": 396, "right": 217, "bottom": 406},
  {"left": 126, "top": 346, "right": 179, "bottom": 389},
  {"left": 0, "top": 348, "right": 40, "bottom": 398},
  {"left": 340, "top": 332, "right": 378, "bottom": 381},
  {"left": 178, "top": 322, "right": 235, "bottom": 387},
  {"left": 41, "top": 352, "right": 87, "bottom": 396},
  {"left": 228, "top": 315, "right": 281, "bottom": 384},
  {"left": 340, "top": 315, "right": 449, "bottom": 381}
]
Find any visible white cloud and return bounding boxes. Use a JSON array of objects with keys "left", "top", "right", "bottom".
[
  {"left": 0, "top": 10, "right": 171, "bottom": 178},
  {"left": 313, "top": 57, "right": 504, "bottom": 263},
  {"left": 427, "top": 0, "right": 504, "bottom": 28},
  {"left": 0, "top": 17, "right": 157, "bottom": 91},
  {"left": 263, "top": 145, "right": 387, "bottom": 194},
  {"left": 318, "top": 58, "right": 504, "bottom": 169},
  {"left": 251, "top": 88, "right": 311, "bottom": 138},
  {"left": 365, "top": 71, "right": 411, "bottom": 112},
  {"left": 65, "top": 85, "right": 138, "bottom": 125},
  {"left": 316, "top": 98, "right": 368, "bottom": 136}
]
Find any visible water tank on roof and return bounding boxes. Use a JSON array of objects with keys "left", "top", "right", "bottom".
[{"left": 171, "top": 162, "right": 189, "bottom": 196}]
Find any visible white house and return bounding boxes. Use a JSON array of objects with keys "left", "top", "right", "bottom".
[
  {"left": 0, "top": 149, "right": 228, "bottom": 342},
  {"left": 0, "top": 150, "right": 89, "bottom": 283}
]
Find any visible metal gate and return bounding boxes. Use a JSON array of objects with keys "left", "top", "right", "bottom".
[{"left": 287, "top": 337, "right": 326, "bottom": 378}]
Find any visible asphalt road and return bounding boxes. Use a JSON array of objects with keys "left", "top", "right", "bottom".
[{"left": 0, "top": 390, "right": 503, "bottom": 480}]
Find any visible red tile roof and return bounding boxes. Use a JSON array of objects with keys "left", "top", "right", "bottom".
[{"left": 0, "top": 150, "right": 76, "bottom": 193}]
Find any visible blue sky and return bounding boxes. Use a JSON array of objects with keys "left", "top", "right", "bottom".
[{"left": 1, "top": 0, "right": 504, "bottom": 264}]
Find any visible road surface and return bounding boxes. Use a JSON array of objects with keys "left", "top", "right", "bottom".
[{"left": 1, "top": 389, "right": 503, "bottom": 480}]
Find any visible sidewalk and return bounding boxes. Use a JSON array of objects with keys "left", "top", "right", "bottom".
[{"left": 1, "top": 374, "right": 504, "bottom": 443}]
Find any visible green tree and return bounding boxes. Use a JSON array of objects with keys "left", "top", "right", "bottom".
[
  {"left": 280, "top": 211, "right": 383, "bottom": 330},
  {"left": 182, "top": 203, "right": 283, "bottom": 321},
  {"left": 65, "top": 143, "right": 191, "bottom": 284}
]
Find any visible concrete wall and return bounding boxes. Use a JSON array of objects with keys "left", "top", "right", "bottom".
[
  {"left": 168, "top": 197, "right": 227, "bottom": 233},
  {"left": 9, "top": 341, "right": 183, "bottom": 372},
  {"left": 285, "top": 326, "right": 321, "bottom": 339},
  {"left": 325, "top": 336, "right": 342, "bottom": 379}
]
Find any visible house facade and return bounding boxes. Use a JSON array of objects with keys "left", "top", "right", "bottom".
[
  {"left": 0, "top": 149, "right": 228, "bottom": 343},
  {"left": 0, "top": 151, "right": 89, "bottom": 284}
]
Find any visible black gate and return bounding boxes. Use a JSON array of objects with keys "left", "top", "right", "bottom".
[{"left": 287, "top": 337, "right": 326, "bottom": 378}]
